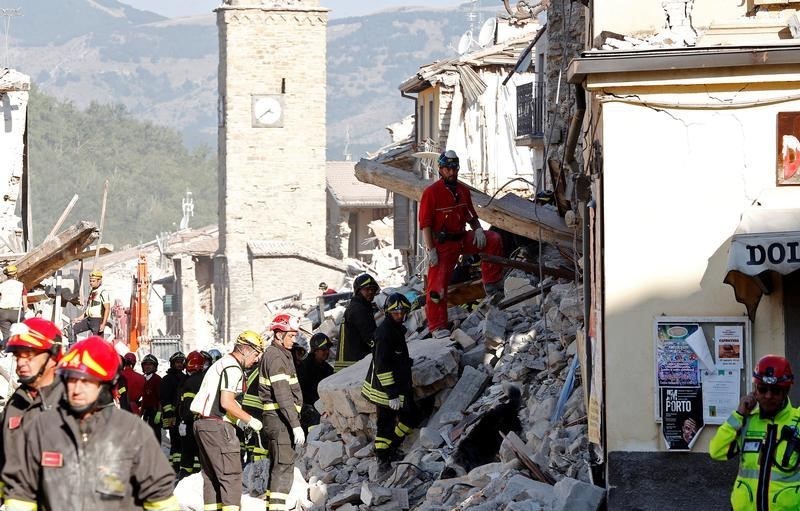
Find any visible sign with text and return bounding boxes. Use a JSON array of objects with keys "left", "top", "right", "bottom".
[{"left": 661, "top": 386, "right": 704, "bottom": 451}]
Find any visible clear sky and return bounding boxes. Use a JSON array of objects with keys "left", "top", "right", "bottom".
[{"left": 121, "top": 1, "right": 461, "bottom": 19}]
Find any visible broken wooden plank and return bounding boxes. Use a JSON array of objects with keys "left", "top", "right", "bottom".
[
  {"left": 503, "top": 431, "right": 555, "bottom": 485},
  {"left": 73, "top": 244, "right": 113, "bottom": 261},
  {"left": 13, "top": 221, "right": 99, "bottom": 289},
  {"left": 498, "top": 282, "right": 555, "bottom": 310},
  {"left": 354, "top": 158, "right": 578, "bottom": 249},
  {"left": 479, "top": 253, "right": 575, "bottom": 280}
]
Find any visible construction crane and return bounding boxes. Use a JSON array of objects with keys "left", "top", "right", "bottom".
[{"left": 127, "top": 254, "right": 150, "bottom": 352}]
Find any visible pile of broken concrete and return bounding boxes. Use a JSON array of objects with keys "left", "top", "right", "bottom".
[{"left": 294, "top": 266, "right": 604, "bottom": 511}]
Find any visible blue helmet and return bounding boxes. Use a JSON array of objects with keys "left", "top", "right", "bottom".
[
  {"left": 208, "top": 349, "right": 223, "bottom": 362},
  {"left": 438, "top": 150, "right": 459, "bottom": 170}
]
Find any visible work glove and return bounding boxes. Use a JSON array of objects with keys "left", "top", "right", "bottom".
[
  {"left": 162, "top": 417, "right": 175, "bottom": 428},
  {"left": 247, "top": 417, "right": 263, "bottom": 432},
  {"left": 154, "top": 411, "right": 162, "bottom": 426},
  {"left": 428, "top": 247, "right": 439, "bottom": 267},
  {"left": 388, "top": 397, "right": 402, "bottom": 411},
  {"left": 292, "top": 426, "right": 306, "bottom": 447},
  {"left": 473, "top": 228, "right": 486, "bottom": 249},
  {"left": 178, "top": 422, "right": 187, "bottom": 437}
]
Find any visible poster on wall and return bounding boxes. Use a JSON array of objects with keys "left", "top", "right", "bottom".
[
  {"left": 660, "top": 386, "right": 704, "bottom": 450},
  {"left": 702, "top": 368, "right": 740, "bottom": 424},
  {"left": 714, "top": 325, "right": 743, "bottom": 369},
  {"left": 777, "top": 112, "right": 800, "bottom": 185},
  {"left": 656, "top": 324, "right": 714, "bottom": 386}
]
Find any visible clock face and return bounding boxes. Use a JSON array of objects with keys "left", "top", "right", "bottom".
[{"left": 252, "top": 95, "right": 284, "bottom": 127}]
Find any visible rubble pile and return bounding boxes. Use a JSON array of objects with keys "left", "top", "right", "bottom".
[{"left": 295, "top": 263, "right": 602, "bottom": 510}]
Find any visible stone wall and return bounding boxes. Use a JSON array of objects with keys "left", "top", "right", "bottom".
[{"left": 216, "top": 1, "right": 329, "bottom": 338}]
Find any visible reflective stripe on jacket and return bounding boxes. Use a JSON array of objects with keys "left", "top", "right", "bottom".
[
  {"left": 361, "top": 318, "right": 411, "bottom": 407},
  {"left": 335, "top": 294, "right": 376, "bottom": 372},
  {"left": 259, "top": 342, "right": 302, "bottom": 427},
  {"left": 710, "top": 400, "right": 800, "bottom": 511}
]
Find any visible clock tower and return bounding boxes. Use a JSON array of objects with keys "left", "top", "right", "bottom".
[{"left": 216, "top": 0, "right": 329, "bottom": 339}]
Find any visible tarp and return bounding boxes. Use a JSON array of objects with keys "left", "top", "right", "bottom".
[{"left": 724, "top": 207, "right": 800, "bottom": 320}]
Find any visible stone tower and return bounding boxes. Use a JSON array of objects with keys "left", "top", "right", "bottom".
[{"left": 217, "top": 0, "right": 329, "bottom": 340}]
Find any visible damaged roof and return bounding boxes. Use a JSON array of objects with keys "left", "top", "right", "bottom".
[
  {"left": 247, "top": 240, "right": 348, "bottom": 272},
  {"left": 326, "top": 161, "right": 393, "bottom": 208},
  {"left": 0, "top": 69, "right": 30, "bottom": 92},
  {"left": 164, "top": 224, "right": 218, "bottom": 257},
  {"left": 399, "top": 35, "right": 536, "bottom": 94}
]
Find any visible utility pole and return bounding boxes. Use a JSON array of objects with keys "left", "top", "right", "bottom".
[{"left": 0, "top": 8, "right": 22, "bottom": 69}]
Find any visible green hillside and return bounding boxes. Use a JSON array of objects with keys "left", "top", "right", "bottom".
[{"left": 27, "top": 87, "right": 218, "bottom": 248}]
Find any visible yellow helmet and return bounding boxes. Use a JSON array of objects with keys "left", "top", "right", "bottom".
[
  {"left": 3, "top": 265, "right": 17, "bottom": 276},
  {"left": 236, "top": 330, "right": 264, "bottom": 352},
  {"left": 90, "top": 269, "right": 103, "bottom": 279}
]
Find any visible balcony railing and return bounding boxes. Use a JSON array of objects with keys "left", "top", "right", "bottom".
[{"left": 517, "top": 80, "right": 544, "bottom": 138}]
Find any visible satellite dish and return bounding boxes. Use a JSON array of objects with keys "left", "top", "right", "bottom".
[
  {"left": 478, "top": 18, "right": 497, "bottom": 47},
  {"left": 457, "top": 32, "right": 473, "bottom": 55}
]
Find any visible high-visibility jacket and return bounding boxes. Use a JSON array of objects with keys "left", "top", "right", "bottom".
[
  {"left": 335, "top": 294, "right": 377, "bottom": 372},
  {"left": 160, "top": 368, "right": 186, "bottom": 426},
  {"left": 241, "top": 368, "right": 268, "bottom": 461},
  {"left": 361, "top": 318, "right": 412, "bottom": 407},
  {"left": 258, "top": 341, "right": 302, "bottom": 428},
  {"left": 4, "top": 404, "right": 178, "bottom": 511},
  {"left": 710, "top": 400, "right": 800, "bottom": 511}
]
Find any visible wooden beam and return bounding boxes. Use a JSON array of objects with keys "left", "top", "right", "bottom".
[
  {"left": 479, "top": 253, "right": 575, "bottom": 280},
  {"left": 46, "top": 194, "right": 78, "bottom": 239},
  {"left": 13, "top": 221, "right": 99, "bottom": 289},
  {"left": 73, "top": 244, "right": 113, "bottom": 261},
  {"left": 354, "top": 158, "right": 579, "bottom": 249}
]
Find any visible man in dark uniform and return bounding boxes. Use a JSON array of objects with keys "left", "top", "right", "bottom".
[
  {"left": 4, "top": 336, "right": 179, "bottom": 511},
  {"left": 160, "top": 351, "right": 187, "bottom": 471},
  {"left": 260, "top": 313, "right": 305, "bottom": 511},
  {"left": 0, "top": 319, "right": 64, "bottom": 500},
  {"left": 335, "top": 273, "right": 379, "bottom": 372},
  {"left": 140, "top": 354, "right": 162, "bottom": 441},
  {"left": 177, "top": 350, "right": 212, "bottom": 479},
  {"left": 361, "top": 293, "right": 421, "bottom": 477},
  {"left": 298, "top": 332, "right": 333, "bottom": 433}
]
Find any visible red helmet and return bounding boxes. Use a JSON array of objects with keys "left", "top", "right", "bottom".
[
  {"left": 270, "top": 313, "right": 299, "bottom": 333},
  {"left": 753, "top": 355, "right": 794, "bottom": 388},
  {"left": 123, "top": 352, "right": 137, "bottom": 366},
  {"left": 6, "top": 318, "right": 63, "bottom": 361},
  {"left": 57, "top": 336, "right": 120, "bottom": 383},
  {"left": 186, "top": 350, "right": 207, "bottom": 374}
]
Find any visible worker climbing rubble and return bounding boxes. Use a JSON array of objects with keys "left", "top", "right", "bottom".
[{"left": 335, "top": 273, "right": 379, "bottom": 372}]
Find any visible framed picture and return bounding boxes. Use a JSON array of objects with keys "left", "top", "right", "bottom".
[{"left": 777, "top": 112, "right": 800, "bottom": 185}]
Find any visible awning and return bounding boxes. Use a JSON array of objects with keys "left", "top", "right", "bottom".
[{"left": 724, "top": 207, "right": 800, "bottom": 320}]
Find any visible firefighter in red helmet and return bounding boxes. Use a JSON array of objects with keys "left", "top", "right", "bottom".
[
  {"left": 710, "top": 354, "right": 800, "bottom": 511},
  {"left": 0, "top": 319, "right": 64, "bottom": 500},
  {"left": 4, "top": 336, "right": 178, "bottom": 511}
]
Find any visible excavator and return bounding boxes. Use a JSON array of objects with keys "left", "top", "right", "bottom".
[{"left": 127, "top": 254, "right": 150, "bottom": 352}]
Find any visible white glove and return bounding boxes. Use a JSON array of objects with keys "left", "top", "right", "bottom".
[
  {"left": 178, "top": 422, "right": 187, "bottom": 437},
  {"left": 247, "top": 417, "right": 263, "bottom": 432},
  {"left": 473, "top": 228, "right": 486, "bottom": 249},
  {"left": 428, "top": 247, "right": 439, "bottom": 267},
  {"left": 292, "top": 426, "right": 306, "bottom": 447},
  {"left": 388, "top": 397, "right": 402, "bottom": 411}
]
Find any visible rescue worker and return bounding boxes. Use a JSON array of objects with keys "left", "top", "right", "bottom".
[
  {"left": 240, "top": 363, "right": 268, "bottom": 467},
  {"left": 335, "top": 273, "right": 379, "bottom": 372},
  {"left": 291, "top": 341, "right": 307, "bottom": 373},
  {"left": 114, "top": 356, "right": 131, "bottom": 412},
  {"left": 0, "top": 318, "right": 64, "bottom": 499},
  {"left": 710, "top": 354, "right": 800, "bottom": 511},
  {"left": 260, "top": 313, "right": 305, "bottom": 511},
  {"left": 298, "top": 332, "right": 333, "bottom": 433},
  {"left": 160, "top": 351, "right": 187, "bottom": 471},
  {"left": 3, "top": 336, "right": 179, "bottom": 511},
  {"left": 140, "top": 353, "right": 162, "bottom": 441},
  {"left": 0, "top": 265, "right": 26, "bottom": 344},
  {"left": 419, "top": 150, "right": 504, "bottom": 337},
  {"left": 361, "top": 293, "right": 421, "bottom": 477},
  {"left": 177, "top": 350, "right": 212, "bottom": 479},
  {"left": 121, "top": 352, "right": 144, "bottom": 414},
  {"left": 191, "top": 332, "right": 264, "bottom": 510},
  {"left": 72, "top": 269, "right": 111, "bottom": 336}
]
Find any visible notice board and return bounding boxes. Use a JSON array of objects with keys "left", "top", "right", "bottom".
[{"left": 653, "top": 316, "right": 752, "bottom": 451}]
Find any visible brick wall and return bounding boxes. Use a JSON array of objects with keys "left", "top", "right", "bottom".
[{"left": 217, "top": 2, "right": 329, "bottom": 339}]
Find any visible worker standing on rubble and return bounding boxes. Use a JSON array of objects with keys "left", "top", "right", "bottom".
[
  {"left": 335, "top": 273, "right": 379, "bottom": 372},
  {"left": 177, "top": 350, "right": 212, "bottom": 479},
  {"left": 260, "top": 313, "right": 305, "bottom": 510},
  {"left": 160, "top": 351, "right": 187, "bottom": 472},
  {"left": 140, "top": 354, "right": 162, "bottom": 441},
  {"left": 419, "top": 150, "right": 504, "bottom": 337},
  {"left": 0, "top": 318, "right": 64, "bottom": 500},
  {"left": 191, "top": 332, "right": 264, "bottom": 510},
  {"left": 0, "top": 265, "right": 26, "bottom": 345},
  {"left": 361, "top": 293, "right": 420, "bottom": 477},
  {"left": 72, "top": 269, "right": 111, "bottom": 337},
  {"left": 3, "top": 336, "right": 179, "bottom": 511},
  {"left": 298, "top": 332, "right": 334, "bottom": 433}
]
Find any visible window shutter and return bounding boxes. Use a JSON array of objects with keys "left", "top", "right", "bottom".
[{"left": 394, "top": 196, "right": 411, "bottom": 250}]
